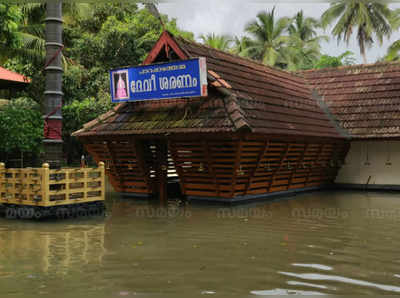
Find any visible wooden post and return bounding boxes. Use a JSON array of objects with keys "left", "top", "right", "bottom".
[
  {"left": 99, "top": 161, "right": 105, "bottom": 199},
  {"left": 268, "top": 143, "right": 290, "bottom": 193},
  {"left": 287, "top": 143, "right": 309, "bottom": 190},
  {"left": 64, "top": 169, "right": 70, "bottom": 203},
  {"left": 0, "top": 163, "right": 5, "bottom": 200},
  {"left": 202, "top": 140, "right": 219, "bottom": 197},
  {"left": 134, "top": 140, "right": 152, "bottom": 195},
  {"left": 155, "top": 140, "right": 168, "bottom": 204},
  {"left": 168, "top": 140, "right": 187, "bottom": 196},
  {"left": 104, "top": 142, "right": 124, "bottom": 192},
  {"left": 42, "top": 163, "right": 50, "bottom": 206},
  {"left": 232, "top": 139, "right": 243, "bottom": 198},
  {"left": 305, "top": 143, "right": 324, "bottom": 187},
  {"left": 245, "top": 140, "right": 269, "bottom": 195},
  {"left": 82, "top": 167, "right": 87, "bottom": 201}
]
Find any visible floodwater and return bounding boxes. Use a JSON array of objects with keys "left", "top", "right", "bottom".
[{"left": 1, "top": 190, "right": 400, "bottom": 297}]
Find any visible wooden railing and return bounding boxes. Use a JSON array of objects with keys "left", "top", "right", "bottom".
[{"left": 0, "top": 162, "right": 105, "bottom": 207}]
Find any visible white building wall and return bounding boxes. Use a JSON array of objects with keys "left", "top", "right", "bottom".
[{"left": 336, "top": 141, "right": 400, "bottom": 187}]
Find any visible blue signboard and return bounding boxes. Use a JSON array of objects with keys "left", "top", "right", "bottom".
[{"left": 110, "top": 58, "right": 208, "bottom": 103}]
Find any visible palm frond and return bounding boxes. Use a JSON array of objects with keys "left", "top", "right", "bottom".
[{"left": 386, "top": 40, "right": 400, "bottom": 61}]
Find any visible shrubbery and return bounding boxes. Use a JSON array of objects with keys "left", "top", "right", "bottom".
[{"left": 0, "top": 97, "right": 43, "bottom": 165}]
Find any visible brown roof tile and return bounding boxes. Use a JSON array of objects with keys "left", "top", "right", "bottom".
[
  {"left": 73, "top": 31, "right": 343, "bottom": 139},
  {"left": 300, "top": 62, "right": 400, "bottom": 138}
]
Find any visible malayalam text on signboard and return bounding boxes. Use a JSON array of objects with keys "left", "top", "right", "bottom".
[{"left": 110, "top": 58, "right": 207, "bottom": 103}]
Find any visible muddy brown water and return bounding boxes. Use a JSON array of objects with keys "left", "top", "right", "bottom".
[{"left": 1, "top": 190, "right": 400, "bottom": 297}]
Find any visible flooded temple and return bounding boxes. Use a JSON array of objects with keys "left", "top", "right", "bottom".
[{"left": 73, "top": 31, "right": 399, "bottom": 202}]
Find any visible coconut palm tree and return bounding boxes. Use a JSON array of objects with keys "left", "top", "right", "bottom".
[
  {"left": 286, "top": 10, "right": 327, "bottom": 70},
  {"left": 0, "top": 4, "right": 46, "bottom": 64},
  {"left": 7, "top": 3, "right": 92, "bottom": 65},
  {"left": 200, "top": 33, "right": 233, "bottom": 51},
  {"left": 244, "top": 7, "right": 291, "bottom": 67},
  {"left": 386, "top": 40, "right": 400, "bottom": 61},
  {"left": 288, "top": 10, "right": 321, "bottom": 42},
  {"left": 0, "top": 4, "right": 22, "bottom": 63},
  {"left": 321, "top": 0, "right": 392, "bottom": 64},
  {"left": 231, "top": 36, "right": 252, "bottom": 57},
  {"left": 16, "top": 4, "right": 46, "bottom": 64},
  {"left": 385, "top": 9, "right": 400, "bottom": 61},
  {"left": 284, "top": 36, "right": 322, "bottom": 70}
]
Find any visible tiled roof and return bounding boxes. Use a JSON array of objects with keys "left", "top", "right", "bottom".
[
  {"left": 73, "top": 31, "right": 343, "bottom": 139},
  {"left": 73, "top": 90, "right": 239, "bottom": 137},
  {"left": 0, "top": 66, "right": 30, "bottom": 88},
  {"left": 301, "top": 62, "right": 400, "bottom": 139},
  {"left": 175, "top": 36, "right": 342, "bottom": 138}
]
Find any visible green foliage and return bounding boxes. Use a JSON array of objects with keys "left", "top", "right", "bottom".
[
  {"left": 244, "top": 7, "right": 291, "bottom": 67},
  {"left": 62, "top": 98, "right": 113, "bottom": 163},
  {"left": 231, "top": 36, "right": 252, "bottom": 56},
  {"left": 314, "top": 51, "right": 356, "bottom": 69},
  {"left": 385, "top": 9, "right": 400, "bottom": 62},
  {"left": 238, "top": 8, "right": 327, "bottom": 70},
  {"left": 0, "top": 4, "right": 22, "bottom": 62},
  {"left": 200, "top": 33, "right": 233, "bottom": 51},
  {"left": 321, "top": 0, "right": 393, "bottom": 64},
  {"left": 0, "top": 4, "right": 21, "bottom": 47},
  {"left": 285, "top": 11, "right": 327, "bottom": 70},
  {"left": 63, "top": 4, "right": 192, "bottom": 106},
  {"left": 164, "top": 18, "right": 194, "bottom": 41},
  {"left": 7, "top": 4, "right": 46, "bottom": 65},
  {"left": 77, "top": 3, "right": 139, "bottom": 34},
  {"left": 284, "top": 36, "right": 322, "bottom": 70},
  {"left": 288, "top": 11, "right": 320, "bottom": 42},
  {"left": 0, "top": 97, "right": 43, "bottom": 154},
  {"left": 385, "top": 40, "right": 400, "bottom": 61},
  {"left": 63, "top": 97, "right": 112, "bottom": 138}
]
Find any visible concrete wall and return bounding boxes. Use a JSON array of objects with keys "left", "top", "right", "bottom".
[{"left": 336, "top": 141, "right": 400, "bottom": 187}]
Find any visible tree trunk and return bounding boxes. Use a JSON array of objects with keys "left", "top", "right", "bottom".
[
  {"left": 360, "top": 38, "right": 368, "bottom": 64},
  {"left": 362, "top": 51, "right": 368, "bottom": 64}
]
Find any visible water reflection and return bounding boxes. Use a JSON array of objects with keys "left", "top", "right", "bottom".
[
  {"left": 1, "top": 190, "right": 400, "bottom": 296},
  {"left": 0, "top": 223, "right": 106, "bottom": 276}
]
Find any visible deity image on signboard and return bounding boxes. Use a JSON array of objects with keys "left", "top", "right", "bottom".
[{"left": 113, "top": 70, "right": 129, "bottom": 100}]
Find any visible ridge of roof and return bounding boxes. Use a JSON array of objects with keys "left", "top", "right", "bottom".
[
  {"left": 174, "top": 35, "right": 306, "bottom": 82},
  {"left": 217, "top": 87, "right": 252, "bottom": 132},
  {"left": 298, "top": 61, "right": 400, "bottom": 76}
]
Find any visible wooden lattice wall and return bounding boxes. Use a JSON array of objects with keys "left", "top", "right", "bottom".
[
  {"left": 169, "top": 136, "right": 349, "bottom": 199},
  {"left": 85, "top": 140, "right": 150, "bottom": 194},
  {"left": 82, "top": 135, "right": 349, "bottom": 200}
]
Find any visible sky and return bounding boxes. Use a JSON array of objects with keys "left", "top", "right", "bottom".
[{"left": 158, "top": 1, "right": 400, "bottom": 64}]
